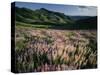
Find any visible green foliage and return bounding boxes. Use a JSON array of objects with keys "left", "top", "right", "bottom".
[{"left": 16, "top": 39, "right": 26, "bottom": 51}]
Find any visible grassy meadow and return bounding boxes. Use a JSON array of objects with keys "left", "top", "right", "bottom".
[{"left": 15, "top": 22, "right": 97, "bottom": 73}]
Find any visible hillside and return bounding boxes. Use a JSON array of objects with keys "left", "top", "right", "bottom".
[
  {"left": 15, "top": 7, "right": 73, "bottom": 25},
  {"left": 15, "top": 7, "right": 97, "bottom": 30},
  {"left": 75, "top": 16, "right": 97, "bottom": 29},
  {"left": 70, "top": 16, "right": 92, "bottom": 21}
]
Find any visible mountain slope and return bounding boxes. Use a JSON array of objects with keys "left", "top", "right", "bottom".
[
  {"left": 15, "top": 7, "right": 97, "bottom": 30},
  {"left": 70, "top": 16, "right": 92, "bottom": 21},
  {"left": 15, "top": 7, "right": 73, "bottom": 25},
  {"left": 75, "top": 16, "right": 97, "bottom": 29}
]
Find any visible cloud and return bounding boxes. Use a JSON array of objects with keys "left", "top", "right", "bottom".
[{"left": 77, "top": 6, "right": 97, "bottom": 16}]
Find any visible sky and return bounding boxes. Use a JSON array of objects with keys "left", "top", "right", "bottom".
[{"left": 15, "top": 2, "right": 97, "bottom": 16}]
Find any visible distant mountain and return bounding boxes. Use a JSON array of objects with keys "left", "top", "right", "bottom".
[
  {"left": 15, "top": 7, "right": 74, "bottom": 25},
  {"left": 76, "top": 16, "right": 97, "bottom": 24},
  {"left": 70, "top": 16, "right": 92, "bottom": 21}
]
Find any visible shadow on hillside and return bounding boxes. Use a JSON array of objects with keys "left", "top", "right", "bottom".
[{"left": 31, "top": 23, "right": 97, "bottom": 30}]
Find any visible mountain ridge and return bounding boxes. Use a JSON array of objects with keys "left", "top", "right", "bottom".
[{"left": 16, "top": 7, "right": 74, "bottom": 25}]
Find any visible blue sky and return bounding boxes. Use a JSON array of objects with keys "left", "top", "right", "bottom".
[{"left": 15, "top": 2, "right": 97, "bottom": 16}]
